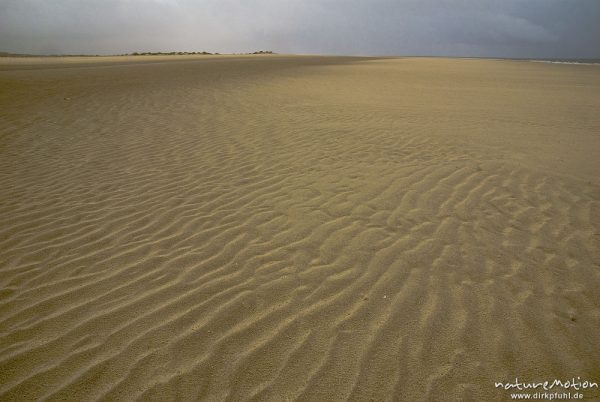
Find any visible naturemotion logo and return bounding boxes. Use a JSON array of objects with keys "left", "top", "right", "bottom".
[
  {"left": 495, "top": 377, "right": 598, "bottom": 392},
  {"left": 494, "top": 377, "right": 598, "bottom": 400}
]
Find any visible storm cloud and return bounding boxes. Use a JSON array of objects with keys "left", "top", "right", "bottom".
[{"left": 1, "top": 0, "right": 599, "bottom": 58}]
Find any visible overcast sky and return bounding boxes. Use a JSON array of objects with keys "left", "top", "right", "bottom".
[{"left": 1, "top": 0, "right": 599, "bottom": 58}]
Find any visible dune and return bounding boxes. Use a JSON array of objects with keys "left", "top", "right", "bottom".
[{"left": 1, "top": 54, "right": 599, "bottom": 401}]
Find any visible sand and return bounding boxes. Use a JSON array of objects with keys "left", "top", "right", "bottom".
[{"left": 1, "top": 55, "right": 599, "bottom": 401}]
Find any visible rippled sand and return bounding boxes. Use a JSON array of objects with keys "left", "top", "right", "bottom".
[{"left": 1, "top": 55, "right": 599, "bottom": 401}]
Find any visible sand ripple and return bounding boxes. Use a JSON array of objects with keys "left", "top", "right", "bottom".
[{"left": 1, "top": 56, "right": 599, "bottom": 401}]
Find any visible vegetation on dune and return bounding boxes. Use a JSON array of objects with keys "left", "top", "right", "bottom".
[
  {"left": 128, "top": 50, "right": 275, "bottom": 56},
  {"left": 129, "top": 51, "right": 215, "bottom": 56}
]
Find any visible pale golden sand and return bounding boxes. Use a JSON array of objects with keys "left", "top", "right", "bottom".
[{"left": 1, "top": 55, "right": 599, "bottom": 401}]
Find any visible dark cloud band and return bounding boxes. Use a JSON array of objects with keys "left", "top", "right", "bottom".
[{"left": 1, "top": 0, "right": 598, "bottom": 58}]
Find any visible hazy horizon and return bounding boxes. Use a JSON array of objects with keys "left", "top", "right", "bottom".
[{"left": 1, "top": 0, "right": 599, "bottom": 59}]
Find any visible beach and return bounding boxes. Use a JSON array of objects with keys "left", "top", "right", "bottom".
[{"left": 1, "top": 55, "right": 599, "bottom": 401}]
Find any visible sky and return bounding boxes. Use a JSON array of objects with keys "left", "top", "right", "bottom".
[{"left": 1, "top": 0, "right": 599, "bottom": 58}]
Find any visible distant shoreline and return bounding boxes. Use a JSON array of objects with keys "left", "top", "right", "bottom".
[
  {"left": 1, "top": 51, "right": 598, "bottom": 65},
  {"left": 529, "top": 59, "right": 600, "bottom": 66},
  {"left": 0, "top": 50, "right": 274, "bottom": 58}
]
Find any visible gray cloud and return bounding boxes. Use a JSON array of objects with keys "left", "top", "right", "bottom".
[{"left": 0, "top": 0, "right": 598, "bottom": 58}]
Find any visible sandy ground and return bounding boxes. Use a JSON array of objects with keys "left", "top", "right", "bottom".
[{"left": 1, "top": 55, "right": 599, "bottom": 401}]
